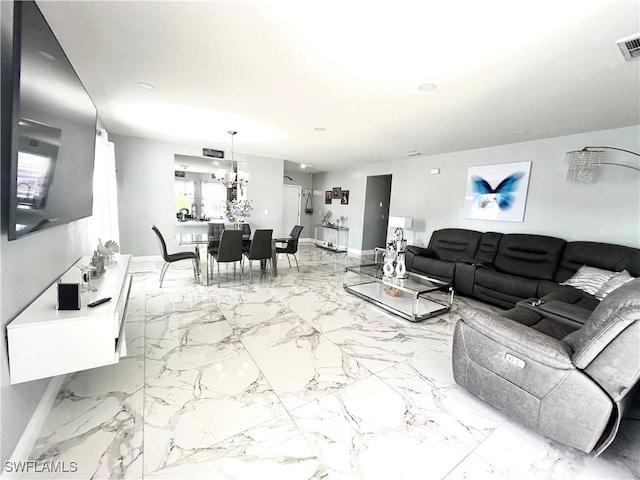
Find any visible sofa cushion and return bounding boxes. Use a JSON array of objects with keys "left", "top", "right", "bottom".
[
  {"left": 536, "top": 283, "right": 600, "bottom": 311},
  {"left": 555, "top": 242, "right": 640, "bottom": 283},
  {"left": 503, "top": 307, "right": 579, "bottom": 339},
  {"left": 560, "top": 265, "right": 617, "bottom": 296},
  {"left": 475, "top": 232, "right": 503, "bottom": 264},
  {"left": 473, "top": 268, "right": 541, "bottom": 308},
  {"left": 595, "top": 270, "right": 635, "bottom": 300},
  {"left": 493, "top": 234, "right": 566, "bottom": 281},
  {"left": 428, "top": 228, "right": 482, "bottom": 262}
]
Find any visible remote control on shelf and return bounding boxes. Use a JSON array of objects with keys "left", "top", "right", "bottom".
[{"left": 87, "top": 297, "right": 112, "bottom": 308}]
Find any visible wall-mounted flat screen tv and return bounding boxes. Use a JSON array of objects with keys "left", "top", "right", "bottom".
[{"left": 8, "top": 0, "right": 97, "bottom": 240}]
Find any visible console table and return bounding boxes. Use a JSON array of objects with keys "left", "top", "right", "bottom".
[
  {"left": 315, "top": 224, "right": 349, "bottom": 252},
  {"left": 7, "top": 255, "right": 132, "bottom": 384}
]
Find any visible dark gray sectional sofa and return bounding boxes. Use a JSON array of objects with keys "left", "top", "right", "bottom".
[{"left": 406, "top": 228, "right": 640, "bottom": 337}]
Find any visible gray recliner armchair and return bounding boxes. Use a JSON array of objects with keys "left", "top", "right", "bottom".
[{"left": 452, "top": 278, "right": 640, "bottom": 454}]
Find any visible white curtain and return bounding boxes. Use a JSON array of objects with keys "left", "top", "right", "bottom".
[{"left": 89, "top": 128, "right": 120, "bottom": 247}]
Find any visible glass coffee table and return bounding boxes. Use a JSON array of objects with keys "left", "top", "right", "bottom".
[{"left": 343, "top": 263, "right": 454, "bottom": 322}]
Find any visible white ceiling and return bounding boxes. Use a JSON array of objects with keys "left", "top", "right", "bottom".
[{"left": 37, "top": 1, "right": 640, "bottom": 173}]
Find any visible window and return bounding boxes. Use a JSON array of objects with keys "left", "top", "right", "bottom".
[
  {"left": 174, "top": 180, "right": 195, "bottom": 214},
  {"left": 16, "top": 151, "right": 53, "bottom": 209},
  {"left": 201, "top": 181, "right": 227, "bottom": 219}
]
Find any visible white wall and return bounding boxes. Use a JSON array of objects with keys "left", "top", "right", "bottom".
[
  {"left": 1, "top": 1, "right": 95, "bottom": 462},
  {"left": 113, "top": 134, "right": 285, "bottom": 255},
  {"left": 312, "top": 126, "right": 640, "bottom": 251},
  {"left": 242, "top": 152, "right": 284, "bottom": 235}
]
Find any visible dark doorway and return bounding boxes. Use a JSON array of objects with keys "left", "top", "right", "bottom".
[{"left": 362, "top": 174, "right": 392, "bottom": 251}]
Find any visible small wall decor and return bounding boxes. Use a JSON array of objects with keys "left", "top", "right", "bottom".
[
  {"left": 304, "top": 190, "right": 313, "bottom": 214},
  {"left": 341, "top": 190, "right": 349, "bottom": 205},
  {"left": 464, "top": 161, "right": 531, "bottom": 222},
  {"left": 325, "top": 191, "right": 332, "bottom": 204},
  {"left": 332, "top": 187, "right": 341, "bottom": 199}
]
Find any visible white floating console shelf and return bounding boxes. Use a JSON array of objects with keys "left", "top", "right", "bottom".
[{"left": 7, "top": 255, "right": 132, "bottom": 384}]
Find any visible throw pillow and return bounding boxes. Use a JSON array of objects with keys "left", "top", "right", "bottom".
[
  {"left": 560, "top": 265, "right": 617, "bottom": 296},
  {"left": 595, "top": 270, "right": 635, "bottom": 300}
]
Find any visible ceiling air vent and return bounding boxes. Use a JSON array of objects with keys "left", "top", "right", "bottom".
[{"left": 617, "top": 33, "right": 640, "bottom": 61}]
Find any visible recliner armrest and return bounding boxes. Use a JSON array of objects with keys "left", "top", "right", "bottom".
[
  {"left": 538, "top": 301, "right": 591, "bottom": 326},
  {"left": 406, "top": 245, "right": 435, "bottom": 257},
  {"left": 459, "top": 307, "right": 574, "bottom": 369}
]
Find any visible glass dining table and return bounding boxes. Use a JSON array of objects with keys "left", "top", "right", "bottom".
[{"left": 175, "top": 232, "right": 291, "bottom": 286}]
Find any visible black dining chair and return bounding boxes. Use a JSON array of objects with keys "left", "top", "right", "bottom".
[
  {"left": 212, "top": 229, "right": 243, "bottom": 287},
  {"left": 276, "top": 225, "right": 304, "bottom": 272},
  {"left": 243, "top": 229, "right": 273, "bottom": 283},
  {"left": 207, "top": 223, "right": 225, "bottom": 275},
  {"left": 151, "top": 225, "right": 199, "bottom": 287},
  {"left": 241, "top": 223, "right": 253, "bottom": 255},
  {"left": 242, "top": 234, "right": 252, "bottom": 252}
]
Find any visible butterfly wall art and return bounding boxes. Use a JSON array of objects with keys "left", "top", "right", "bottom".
[{"left": 463, "top": 161, "right": 531, "bottom": 222}]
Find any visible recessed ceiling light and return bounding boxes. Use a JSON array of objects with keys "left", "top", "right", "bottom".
[
  {"left": 417, "top": 83, "right": 437, "bottom": 92},
  {"left": 301, "top": 164, "right": 307, "bottom": 169},
  {"left": 136, "top": 82, "right": 156, "bottom": 90},
  {"left": 212, "top": 161, "right": 219, "bottom": 166},
  {"left": 514, "top": 130, "right": 530, "bottom": 136},
  {"left": 406, "top": 151, "right": 422, "bottom": 156},
  {"left": 314, "top": 127, "right": 326, "bottom": 132}
]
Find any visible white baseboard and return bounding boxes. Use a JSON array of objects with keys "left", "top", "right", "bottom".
[{"left": 2, "top": 375, "right": 64, "bottom": 479}]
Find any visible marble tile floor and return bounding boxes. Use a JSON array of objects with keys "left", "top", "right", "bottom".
[{"left": 27, "top": 245, "right": 639, "bottom": 479}]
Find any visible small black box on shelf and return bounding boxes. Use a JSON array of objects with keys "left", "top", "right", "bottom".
[{"left": 57, "top": 283, "right": 81, "bottom": 310}]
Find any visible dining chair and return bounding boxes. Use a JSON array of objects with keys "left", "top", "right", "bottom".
[
  {"left": 243, "top": 229, "right": 273, "bottom": 283},
  {"left": 212, "top": 229, "right": 243, "bottom": 287},
  {"left": 241, "top": 223, "right": 253, "bottom": 256},
  {"left": 151, "top": 225, "right": 199, "bottom": 287},
  {"left": 207, "top": 223, "right": 225, "bottom": 275},
  {"left": 276, "top": 225, "right": 304, "bottom": 272}
]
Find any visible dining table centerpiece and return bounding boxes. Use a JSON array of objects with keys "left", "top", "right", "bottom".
[{"left": 226, "top": 199, "right": 253, "bottom": 223}]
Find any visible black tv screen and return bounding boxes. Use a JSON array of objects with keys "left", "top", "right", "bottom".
[{"left": 8, "top": 1, "right": 97, "bottom": 240}]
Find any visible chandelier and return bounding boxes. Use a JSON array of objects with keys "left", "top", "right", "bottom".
[{"left": 210, "top": 131, "right": 250, "bottom": 197}]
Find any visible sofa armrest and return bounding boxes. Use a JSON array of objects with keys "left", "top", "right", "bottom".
[
  {"left": 539, "top": 301, "right": 592, "bottom": 326},
  {"left": 406, "top": 245, "right": 435, "bottom": 257},
  {"left": 459, "top": 307, "right": 574, "bottom": 369}
]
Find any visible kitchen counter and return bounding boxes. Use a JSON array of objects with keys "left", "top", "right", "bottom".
[{"left": 175, "top": 220, "right": 225, "bottom": 227}]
